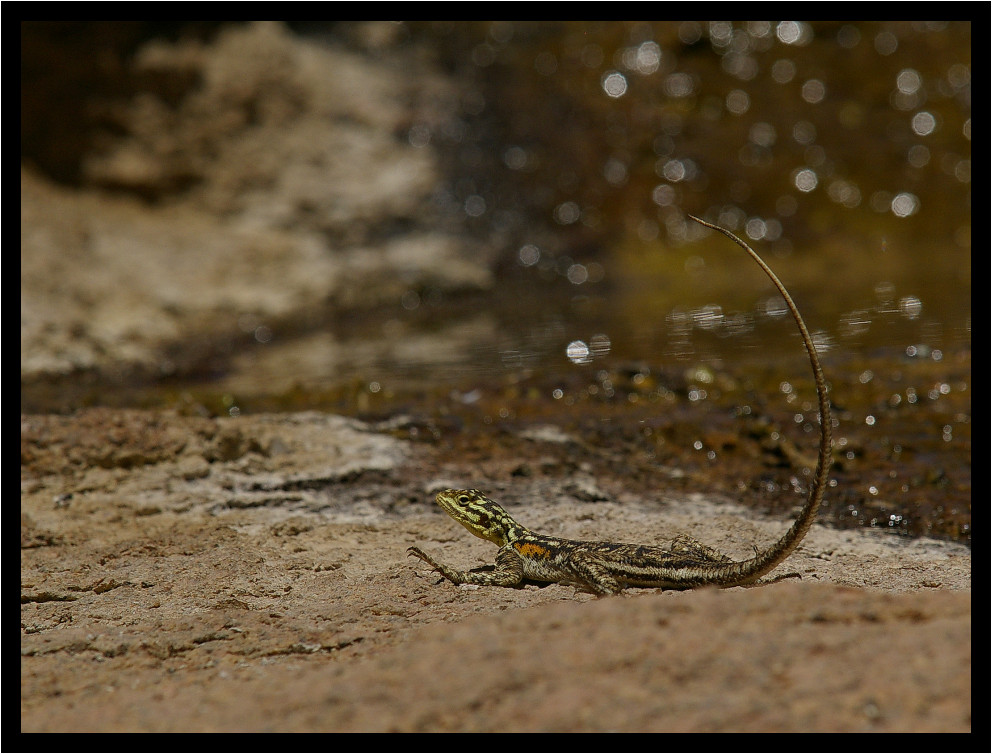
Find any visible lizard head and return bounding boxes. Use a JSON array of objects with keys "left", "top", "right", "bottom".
[{"left": 434, "top": 488, "right": 525, "bottom": 546}]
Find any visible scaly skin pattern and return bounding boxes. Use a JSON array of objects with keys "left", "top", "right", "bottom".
[{"left": 409, "top": 216, "right": 832, "bottom": 596}]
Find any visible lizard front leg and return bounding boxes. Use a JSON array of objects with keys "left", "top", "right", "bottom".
[{"left": 408, "top": 545, "right": 525, "bottom": 588}]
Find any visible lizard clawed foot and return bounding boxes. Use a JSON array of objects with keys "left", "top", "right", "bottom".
[
  {"left": 407, "top": 546, "right": 448, "bottom": 584},
  {"left": 407, "top": 546, "right": 437, "bottom": 567},
  {"left": 764, "top": 570, "right": 803, "bottom": 584}
]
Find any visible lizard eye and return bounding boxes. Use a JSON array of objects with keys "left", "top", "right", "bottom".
[{"left": 457, "top": 495, "right": 471, "bottom": 505}]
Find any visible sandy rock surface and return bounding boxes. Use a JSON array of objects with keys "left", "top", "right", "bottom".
[{"left": 21, "top": 410, "right": 970, "bottom": 732}]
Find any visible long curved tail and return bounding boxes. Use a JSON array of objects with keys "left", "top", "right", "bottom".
[{"left": 687, "top": 215, "right": 832, "bottom": 585}]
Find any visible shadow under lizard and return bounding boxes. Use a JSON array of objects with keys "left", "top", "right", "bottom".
[{"left": 409, "top": 215, "right": 833, "bottom": 596}]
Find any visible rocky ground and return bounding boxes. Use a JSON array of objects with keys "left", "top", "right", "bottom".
[{"left": 20, "top": 409, "right": 971, "bottom": 733}]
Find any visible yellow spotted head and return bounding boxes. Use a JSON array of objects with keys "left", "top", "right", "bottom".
[{"left": 433, "top": 488, "right": 528, "bottom": 546}]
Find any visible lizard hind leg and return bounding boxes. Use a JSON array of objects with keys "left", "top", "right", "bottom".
[{"left": 669, "top": 534, "right": 734, "bottom": 564}]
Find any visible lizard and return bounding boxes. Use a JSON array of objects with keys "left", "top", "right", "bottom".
[{"left": 408, "top": 214, "right": 832, "bottom": 596}]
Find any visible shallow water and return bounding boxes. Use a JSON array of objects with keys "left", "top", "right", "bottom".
[{"left": 21, "top": 21, "right": 971, "bottom": 543}]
